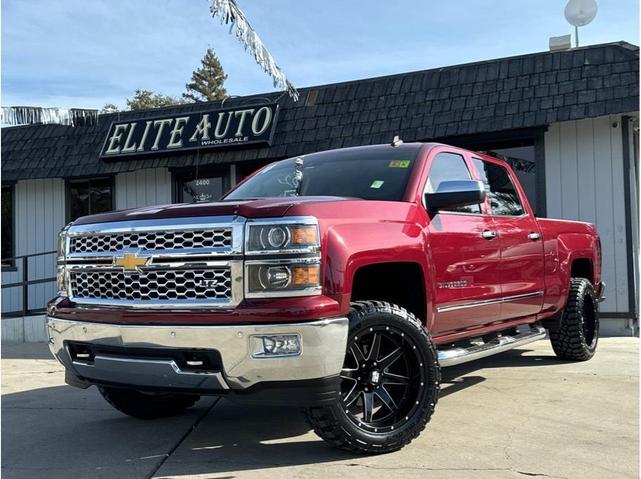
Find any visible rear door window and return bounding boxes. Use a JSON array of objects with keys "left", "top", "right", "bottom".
[{"left": 472, "top": 158, "right": 525, "bottom": 216}]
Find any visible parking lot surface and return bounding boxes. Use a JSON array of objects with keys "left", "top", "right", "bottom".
[{"left": 2, "top": 337, "right": 638, "bottom": 479}]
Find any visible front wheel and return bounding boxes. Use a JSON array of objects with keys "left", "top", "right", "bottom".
[{"left": 304, "top": 301, "right": 440, "bottom": 454}]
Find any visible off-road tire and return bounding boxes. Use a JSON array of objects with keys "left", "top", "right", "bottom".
[
  {"left": 549, "top": 278, "right": 599, "bottom": 361},
  {"left": 304, "top": 301, "right": 440, "bottom": 454},
  {"left": 98, "top": 386, "right": 199, "bottom": 419}
]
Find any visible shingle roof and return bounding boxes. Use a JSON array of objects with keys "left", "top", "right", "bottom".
[{"left": 2, "top": 41, "right": 638, "bottom": 182}]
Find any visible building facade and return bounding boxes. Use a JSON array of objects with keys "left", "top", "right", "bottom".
[{"left": 1, "top": 41, "right": 638, "bottom": 335}]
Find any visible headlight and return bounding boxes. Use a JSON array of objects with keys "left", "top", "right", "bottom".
[
  {"left": 245, "top": 217, "right": 319, "bottom": 255},
  {"left": 57, "top": 226, "right": 68, "bottom": 261},
  {"left": 245, "top": 259, "right": 321, "bottom": 298},
  {"left": 56, "top": 265, "right": 68, "bottom": 297},
  {"left": 56, "top": 224, "right": 70, "bottom": 297}
]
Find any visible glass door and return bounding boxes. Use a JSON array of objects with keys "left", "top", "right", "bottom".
[{"left": 174, "top": 166, "right": 230, "bottom": 204}]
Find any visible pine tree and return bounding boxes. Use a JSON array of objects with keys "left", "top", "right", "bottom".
[
  {"left": 126, "top": 90, "right": 180, "bottom": 111},
  {"left": 183, "top": 48, "right": 228, "bottom": 102}
]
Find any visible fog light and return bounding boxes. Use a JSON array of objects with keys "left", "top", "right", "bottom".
[{"left": 251, "top": 334, "right": 301, "bottom": 358}]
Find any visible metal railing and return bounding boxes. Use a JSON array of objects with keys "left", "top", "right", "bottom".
[{"left": 1, "top": 250, "right": 57, "bottom": 318}]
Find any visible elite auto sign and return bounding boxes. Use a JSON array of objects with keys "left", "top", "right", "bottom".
[{"left": 100, "top": 103, "right": 278, "bottom": 159}]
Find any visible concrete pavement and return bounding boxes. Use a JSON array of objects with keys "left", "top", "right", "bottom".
[{"left": 2, "top": 338, "right": 638, "bottom": 478}]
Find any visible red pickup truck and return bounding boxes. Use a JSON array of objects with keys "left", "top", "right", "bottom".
[{"left": 48, "top": 141, "right": 604, "bottom": 453}]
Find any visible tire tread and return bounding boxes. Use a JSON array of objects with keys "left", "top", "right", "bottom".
[
  {"left": 549, "top": 278, "right": 598, "bottom": 361},
  {"left": 304, "top": 301, "right": 440, "bottom": 454}
]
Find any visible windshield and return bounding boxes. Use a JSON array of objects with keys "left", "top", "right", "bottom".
[{"left": 225, "top": 145, "right": 420, "bottom": 201}]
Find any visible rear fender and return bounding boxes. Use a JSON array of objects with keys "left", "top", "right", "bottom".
[{"left": 542, "top": 231, "right": 600, "bottom": 316}]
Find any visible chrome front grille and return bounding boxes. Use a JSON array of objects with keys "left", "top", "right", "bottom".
[
  {"left": 63, "top": 216, "right": 245, "bottom": 309},
  {"left": 70, "top": 268, "right": 232, "bottom": 302},
  {"left": 70, "top": 229, "right": 232, "bottom": 254}
]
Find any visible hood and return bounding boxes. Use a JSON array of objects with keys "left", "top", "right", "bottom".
[{"left": 71, "top": 196, "right": 351, "bottom": 225}]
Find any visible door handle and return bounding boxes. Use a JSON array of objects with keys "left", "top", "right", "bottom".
[
  {"left": 482, "top": 230, "right": 498, "bottom": 239},
  {"left": 528, "top": 232, "right": 542, "bottom": 241}
]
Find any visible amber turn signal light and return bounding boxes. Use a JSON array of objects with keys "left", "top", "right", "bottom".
[
  {"left": 291, "top": 225, "right": 318, "bottom": 246},
  {"left": 292, "top": 264, "right": 320, "bottom": 286}
]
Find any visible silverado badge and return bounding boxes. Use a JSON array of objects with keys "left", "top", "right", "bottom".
[{"left": 113, "top": 252, "right": 150, "bottom": 272}]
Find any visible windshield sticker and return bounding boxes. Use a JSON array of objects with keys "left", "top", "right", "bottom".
[
  {"left": 370, "top": 180, "right": 384, "bottom": 189},
  {"left": 388, "top": 160, "right": 410, "bottom": 168}
]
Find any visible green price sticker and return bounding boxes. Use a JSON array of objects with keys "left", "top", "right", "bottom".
[{"left": 389, "top": 160, "right": 410, "bottom": 168}]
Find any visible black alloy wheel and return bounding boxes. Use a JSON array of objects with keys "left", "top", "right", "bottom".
[
  {"left": 305, "top": 301, "right": 440, "bottom": 454},
  {"left": 341, "top": 325, "right": 425, "bottom": 433}
]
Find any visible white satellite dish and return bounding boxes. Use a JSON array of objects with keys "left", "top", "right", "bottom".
[{"left": 564, "top": 0, "right": 598, "bottom": 47}]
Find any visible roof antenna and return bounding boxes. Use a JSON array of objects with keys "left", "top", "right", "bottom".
[{"left": 391, "top": 135, "right": 403, "bottom": 147}]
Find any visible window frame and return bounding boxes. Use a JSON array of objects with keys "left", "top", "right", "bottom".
[
  {"left": 422, "top": 150, "right": 485, "bottom": 216},
  {"left": 1, "top": 184, "right": 16, "bottom": 271},
  {"left": 65, "top": 176, "right": 115, "bottom": 223},
  {"left": 470, "top": 156, "right": 529, "bottom": 218}
]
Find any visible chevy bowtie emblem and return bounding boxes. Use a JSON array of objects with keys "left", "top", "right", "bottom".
[{"left": 113, "top": 253, "right": 150, "bottom": 271}]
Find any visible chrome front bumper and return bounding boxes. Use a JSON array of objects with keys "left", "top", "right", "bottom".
[{"left": 47, "top": 316, "right": 348, "bottom": 392}]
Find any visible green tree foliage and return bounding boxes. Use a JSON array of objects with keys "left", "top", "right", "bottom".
[
  {"left": 126, "top": 90, "right": 180, "bottom": 111},
  {"left": 116, "top": 48, "right": 228, "bottom": 111},
  {"left": 100, "top": 103, "right": 119, "bottom": 113},
  {"left": 183, "top": 48, "right": 228, "bottom": 102}
]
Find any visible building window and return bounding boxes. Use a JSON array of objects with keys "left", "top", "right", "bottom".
[
  {"left": 67, "top": 177, "right": 114, "bottom": 222},
  {"left": 1, "top": 185, "right": 15, "bottom": 269},
  {"left": 174, "top": 166, "right": 230, "bottom": 203}
]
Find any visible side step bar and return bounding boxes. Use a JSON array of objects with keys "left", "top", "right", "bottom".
[{"left": 437, "top": 326, "right": 547, "bottom": 367}]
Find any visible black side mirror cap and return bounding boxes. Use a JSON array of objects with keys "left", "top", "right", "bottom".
[{"left": 425, "top": 180, "right": 486, "bottom": 212}]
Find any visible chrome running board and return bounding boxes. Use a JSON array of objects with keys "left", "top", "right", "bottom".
[{"left": 437, "top": 325, "right": 547, "bottom": 367}]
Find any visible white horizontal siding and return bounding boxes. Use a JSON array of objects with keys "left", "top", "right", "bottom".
[
  {"left": 2, "top": 169, "right": 173, "bottom": 315},
  {"left": 2, "top": 178, "right": 65, "bottom": 314},
  {"left": 115, "top": 168, "right": 172, "bottom": 210},
  {"left": 545, "top": 115, "right": 633, "bottom": 314}
]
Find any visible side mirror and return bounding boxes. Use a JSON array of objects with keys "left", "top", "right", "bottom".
[{"left": 425, "top": 180, "right": 486, "bottom": 212}]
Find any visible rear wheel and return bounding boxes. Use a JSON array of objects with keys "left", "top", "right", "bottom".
[
  {"left": 304, "top": 301, "right": 440, "bottom": 454},
  {"left": 99, "top": 386, "right": 199, "bottom": 419},
  {"left": 549, "top": 278, "right": 599, "bottom": 361}
]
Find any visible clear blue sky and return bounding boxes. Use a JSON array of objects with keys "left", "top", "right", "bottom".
[{"left": 2, "top": 0, "right": 639, "bottom": 110}]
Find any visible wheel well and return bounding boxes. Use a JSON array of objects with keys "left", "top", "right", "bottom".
[
  {"left": 571, "top": 258, "right": 594, "bottom": 284},
  {"left": 350, "top": 262, "right": 426, "bottom": 322}
]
